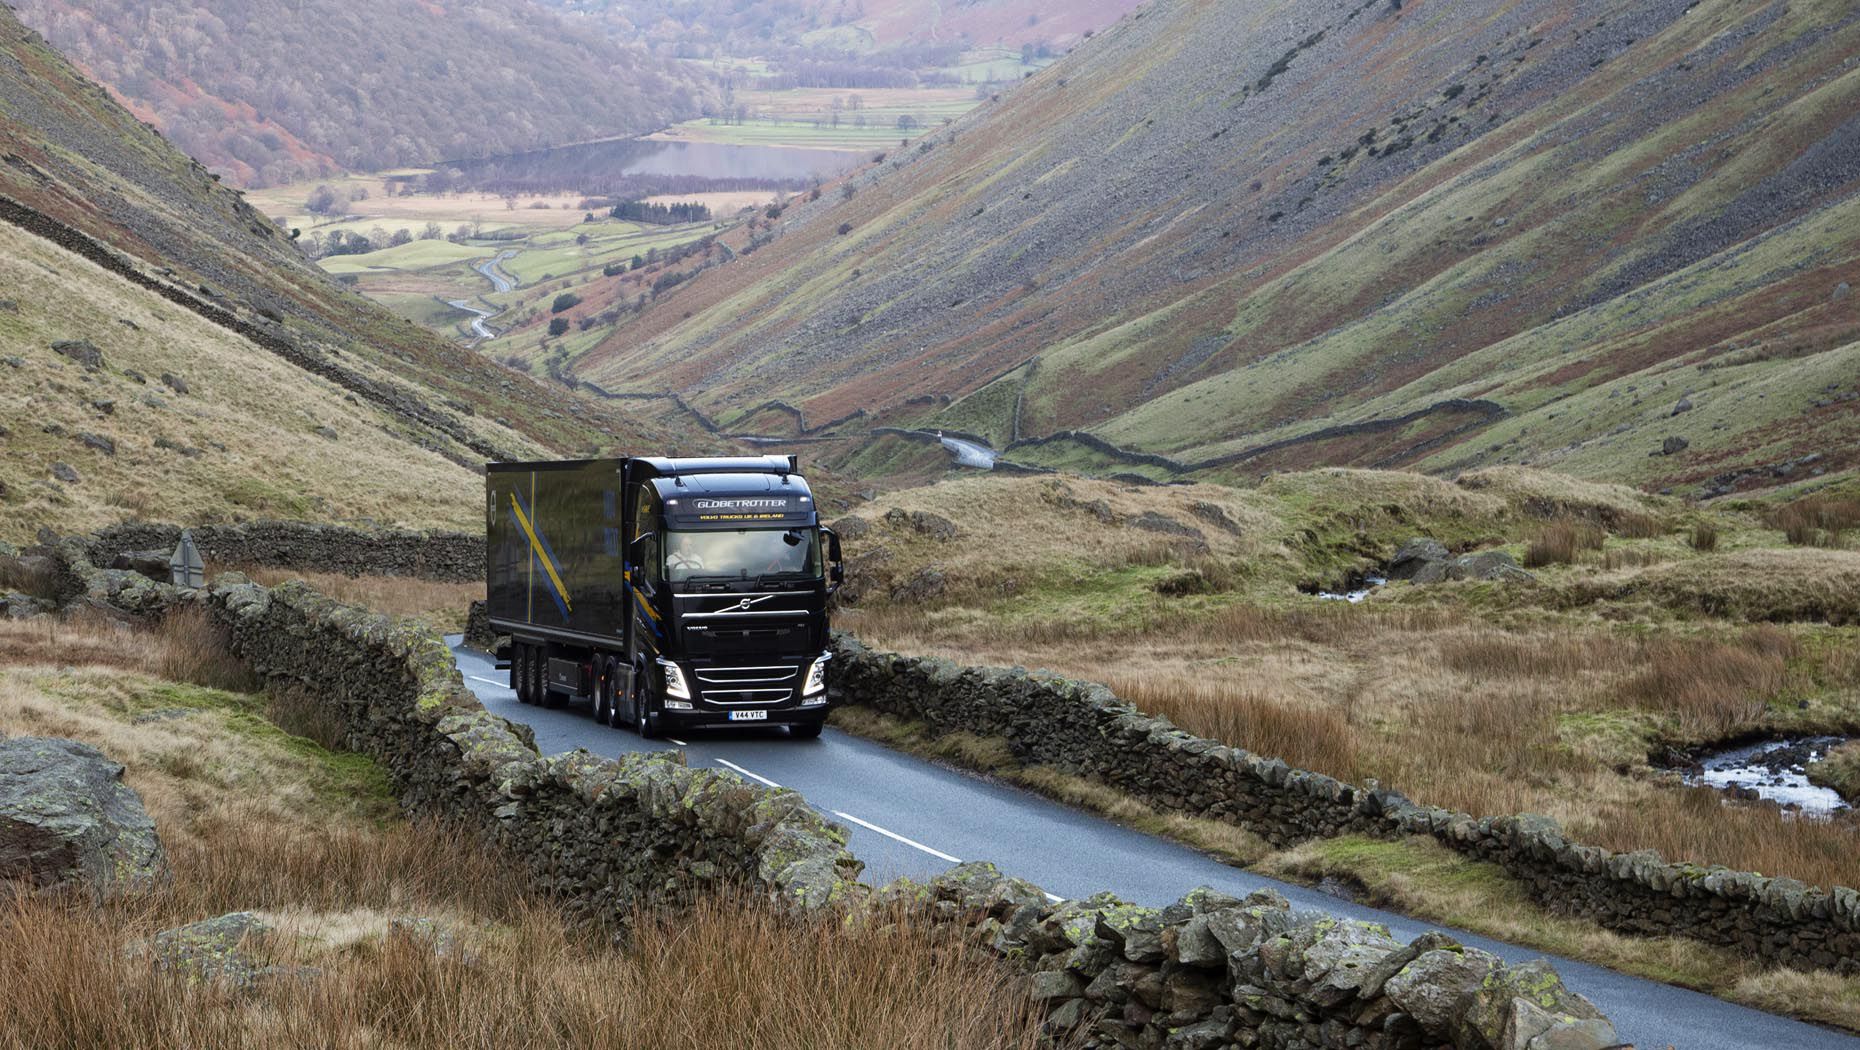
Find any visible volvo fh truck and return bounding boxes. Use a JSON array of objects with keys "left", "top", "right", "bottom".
[{"left": 486, "top": 456, "right": 843, "bottom": 738}]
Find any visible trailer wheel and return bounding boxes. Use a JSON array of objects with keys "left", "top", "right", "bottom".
[
  {"left": 515, "top": 645, "right": 533, "bottom": 705},
  {"left": 602, "top": 661, "right": 625, "bottom": 728},
  {"left": 593, "top": 662, "right": 612, "bottom": 726}
]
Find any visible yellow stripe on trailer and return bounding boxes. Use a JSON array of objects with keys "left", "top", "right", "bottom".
[{"left": 510, "top": 493, "right": 573, "bottom": 614}]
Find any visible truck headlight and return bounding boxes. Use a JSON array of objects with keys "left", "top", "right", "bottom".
[
  {"left": 659, "top": 659, "right": 691, "bottom": 700},
  {"left": 800, "top": 654, "right": 830, "bottom": 701}
]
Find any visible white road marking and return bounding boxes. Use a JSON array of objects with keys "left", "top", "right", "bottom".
[
  {"left": 468, "top": 675, "right": 508, "bottom": 688},
  {"left": 716, "top": 758, "right": 780, "bottom": 788},
  {"left": 831, "top": 810, "right": 962, "bottom": 865},
  {"left": 666, "top": 737, "right": 689, "bottom": 746}
]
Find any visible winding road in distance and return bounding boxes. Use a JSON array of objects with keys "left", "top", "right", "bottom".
[{"left": 449, "top": 638, "right": 1858, "bottom": 1050}]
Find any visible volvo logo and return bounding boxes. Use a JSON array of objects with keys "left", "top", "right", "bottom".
[{"left": 735, "top": 595, "right": 774, "bottom": 611}]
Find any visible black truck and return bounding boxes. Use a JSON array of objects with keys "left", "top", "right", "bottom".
[{"left": 485, "top": 455, "right": 843, "bottom": 738}]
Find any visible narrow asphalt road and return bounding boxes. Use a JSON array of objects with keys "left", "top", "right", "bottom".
[
  {"left": 476, "top": 249, "right": 520, "bottom": 294},
  {"left": 449, "top": 638, "right": 1858, "bottom": 1050},
  {"left": 445, "top": 298, "right": 499, "bottom": 341}
]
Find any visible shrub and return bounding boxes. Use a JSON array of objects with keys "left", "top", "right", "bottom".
[
  {"left": 549, "top": 293, "right": 581, "bottom": 314},
  {"left": 838, "top": 222, "right": 854, "bottom": 235},
  {"left": 548, "top": 318, "right": 570, "bottom": 337}
]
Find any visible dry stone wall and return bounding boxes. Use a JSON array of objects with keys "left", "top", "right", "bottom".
[
  {"left": 83, "top": 521, "right": 483, "bottom": 582},
  {"left": 38, "top": 540, "right": 1623, "bottom": 1049},
  {"left": 831, "top": 635, "right": 1860, "bottom": 975}
]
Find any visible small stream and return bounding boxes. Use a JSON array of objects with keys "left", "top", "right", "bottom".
[
  {"left": 1686, "top": 737, "right": 1850, "bottom": 816},
  {"left": 1315, "top": 575, "right": 1387, "bottom": 603}
]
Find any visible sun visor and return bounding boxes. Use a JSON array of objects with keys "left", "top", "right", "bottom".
[{"left": 664, "top": 493, "right": 816, "bottom": 528}]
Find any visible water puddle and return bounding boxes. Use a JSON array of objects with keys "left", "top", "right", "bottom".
[{"left": 1686, "top": 737, "right": 1849, "bottom": 816}]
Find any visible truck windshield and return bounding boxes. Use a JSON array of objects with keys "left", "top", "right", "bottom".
[{"left": 665, "top": 528, "right": 819, "bottom": 584}]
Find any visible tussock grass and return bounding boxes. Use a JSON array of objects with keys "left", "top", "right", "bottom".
[
  {"left": 0, "top": 660, "right": 1045, "bottom": 1050},
  {"left": 1691, "top": 522, "right": 1720, "bottom": 552},
  {"left": 1524, "top": 519, "right": 1606, "bottom": 568},
  {"left": 857, "top": 607, "right": 1860, "bottom": 890},
  {"left": 237, "top": 567, "right": 484, "bottom": 632},
  {"left": 1771, "top": 494, "right": 1860, "bottom": 548}
]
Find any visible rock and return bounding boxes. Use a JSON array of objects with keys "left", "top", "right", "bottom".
[
  {"left": 0, "top": 299, "right": 16, "bottom": 312},
  {"left": 123, "top": 369, "right": 147, "bottom": 384},
  {"left": 111, "top": 550, "right": 172, "bottom": 581},
  {"left": 1388, "top": 537, "right": 1450, "bottom": 580},
  {"left": 79, "top": 433, "right": 116, "bottom": 456},
  {"left": 884, "top": 508, "right": 959, "bottom": 540},
  {"left": 889, "top": 565, "right": 947, "bottom": 603},
  {"left": 1131, "top": 511, "right": 1204, "bottom": 541},
  {"left": 1413, "top": 550, "right": 1534, "bottom": 585},
  {"left": 463, "top": 599, "right": 497, "bottom": 652},
  {"left": 1451, "top": 550, "right": 1534, "bottom": 583},
  {"left": 90, "top": 399, "right": 116, "bottom": 416},
  {"left": 0, "top": 737, "right": 168, "bottom": 898},
  {"left": 2, "top": 356, "right": 22, "bottom": 368},
  {"left": 1671, "top": 396, "right": 1694, "bottom": 416},
  {"left": 1836, "top": 281, "right": 1851, "bottom": 301},
  {"left": 313, "top": 425, "right": 339, "bottom": 441},
  {"left": 1660, "top": 436, "right": 1689, "bottom": 456},
  {"left": 1030, "top": 969, "right": 1086, "bottom": 1001},
  {"left": 50, "top": 339, "right": 103, "bottom": 370},
  {"left": 50, "top": 462, "right": 79, "bottom": 484},
  {"left": 160, "top": 372, "right": 190, "bottom": 395},
  {"left": 829, "top": 515, "right": 871, "bottom": 542},
  {"left": 1188, "top": 501, "right": 1243, "bottom": 534},
  {"left": 1384, "top": 946, "right": 1500, "bottom": 1036},
  {"left": 1463, "top": 960, "right": 1610, "bottom": 1049},
  {"left": 133, "top": 912, "right": 281, "bottom": 989}
]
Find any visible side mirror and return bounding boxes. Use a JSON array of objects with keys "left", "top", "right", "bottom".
[{"left": 823, "top": 527, "right": 845, "bottom": 591}]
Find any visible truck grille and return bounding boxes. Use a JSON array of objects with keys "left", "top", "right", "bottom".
[{"left": 695, "top": 665, "right": 799, "bottom": 705}]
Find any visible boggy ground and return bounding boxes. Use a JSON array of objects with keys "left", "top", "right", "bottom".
[
  {"left": 835, "top": 467, "right": 1860, "bottom": 891},
  {"left": 0, "top": 614, "right": 1047, "bottom": 1050}
]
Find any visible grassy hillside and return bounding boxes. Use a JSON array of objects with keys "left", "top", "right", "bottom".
[
  {"left": 577, "top": 0, "right": 1860, "bottom": 496},
  {"left": 8, "top": 0, "right": 711, "bottom": 186},
  {"left": 0, "top": 4, "right": 708, "bottom": 542},
  {"left": 829, "top": 466, "right": 1860, "bottom": 897}
]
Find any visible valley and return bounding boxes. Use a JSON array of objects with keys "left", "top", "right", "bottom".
[{"left": 5, "top": 0, "right": 1860, "bottom": 1046}]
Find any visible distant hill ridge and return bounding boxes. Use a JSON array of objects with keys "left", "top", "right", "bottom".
[
  {"left": 579, "top": 0, "right": 1860, "bottom": 494},
  {"left": 7, "top": 0, "right": 712, "bottom": 186}
]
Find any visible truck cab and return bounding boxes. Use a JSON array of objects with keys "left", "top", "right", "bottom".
[{"left": 626, "top": 459, "right": 841, "bottom": 736}]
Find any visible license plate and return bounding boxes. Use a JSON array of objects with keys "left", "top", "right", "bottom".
[{"left": 728, "top": 710, "right": 769, "bottom": 721}]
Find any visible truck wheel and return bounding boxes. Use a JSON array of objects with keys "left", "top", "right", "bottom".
[
  {"left": 633, "top": 681, "right": 658, "bottom": 739},
  {"left": 791, "top": 723, "right": 823, "bottom": 740},
  {"left": 515, "top": 645, "right": 533, "bottom": 705}
]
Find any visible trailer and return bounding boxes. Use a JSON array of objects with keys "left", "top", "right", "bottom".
[{"left": 486, "top": 455, "right": 843, "bottom": 738}]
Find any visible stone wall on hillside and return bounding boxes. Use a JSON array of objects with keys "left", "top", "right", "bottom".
[
  {"left": 209, "top": 577, "right": 859, "bottom": 916},
  {"left": 39, "top": 540, "right": 1622, "bottom": 1049},
  {"left": 831, "top": 635, "right": 1860, "bottom": 975},
  {"left": 83, "top": 521, "right": 484, "bottom": 582}
]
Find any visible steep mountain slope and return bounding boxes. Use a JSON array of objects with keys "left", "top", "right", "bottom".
[
  {"left": 579, "top": 0, "right": 1860, "bottom": 495},
  {"left": 0, "top": 5, "right": 699, "bottom": 543},
  {"left": 7, "top": 0, "right": 710, "bottom": 186}
]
